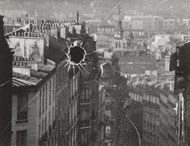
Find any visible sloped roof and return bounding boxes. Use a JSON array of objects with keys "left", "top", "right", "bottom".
[
  {"left": 12, "top": 63, "right": 55, "bottom": 88},
  {"left": 4, "top": 24, "right": 30, "bottom": 36},
  {"left": 119, "top": 55, "right": 157, "bottom": 74}
]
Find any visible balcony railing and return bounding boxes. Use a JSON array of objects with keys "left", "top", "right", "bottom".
[
  {"left": 79, "top": 119, "right": 90, "bottom": 128},
  {"left": 80, "top": 98, "right": 90, "bottom": 104}
]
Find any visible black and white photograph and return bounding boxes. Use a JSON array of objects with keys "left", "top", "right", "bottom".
[{"left": 0, "top": 0, "right": 190, "bottom": 146}]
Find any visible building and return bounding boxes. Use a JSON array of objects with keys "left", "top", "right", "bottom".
[
  {"left": 7, "top": 13, "right": 101, "bottom": 146},
  {"left": 125, "top": 15, "right": 162, "bottom": 32},
  {"left": 98, "top": 55, "right": 122, "bottom": 146},
  {"left": 118, "top": 54, "right": 157, "bottom": 80},
  {"left": 77, "top": 35, "right": 100, "bottom": 146},
  {"left": 0, "top": 15, "right": 14, "bottom": 146},
  {"left": 38, "top": 19, "right": 83, "bottom": 146},
  {"left": 97, "top": 25, "right": 115, "bottom": 36},
  {"left": 11, "top": 56, "right": 56, "bottom": 146},
  {"left": 7, "top": 31, "right": 46, "bottom": 63},
  {"left": 170, "top": 43, "right": 190, "bottom": 146},
  {"left": 127, "top": 85, "right": 160, "bottom": 146},
  {"left": 162, "top": 19, "right": 176, "bottom": 32},
  {"left": 47, "top": 35, "right": 80, "bottom": 146},
  {"left": 125, "top": 83, "right": 178, "bottom": 146},
  {"left": 43, "top": 18, "right": 100, "bottom": 146},
  {"left": 6, "top": 21, "right": 57, "bottom": 146}
]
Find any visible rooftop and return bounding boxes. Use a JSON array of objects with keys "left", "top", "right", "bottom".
[
  {"left": 119, "top": 55, "right": 157, "bottom": 74},
  {"left": 12, "top": 63, "right": 55, "bottom": 88}
]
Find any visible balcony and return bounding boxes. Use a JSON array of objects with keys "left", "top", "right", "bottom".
[
  {"left": 80, "top": 98, "right": 90, "bottom": 104},
  {"left": 79, "top": 119, "right": 90, "bottom": 128}
]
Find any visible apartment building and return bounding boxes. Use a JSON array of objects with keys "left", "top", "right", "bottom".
[
  {"left": 126, "top": 84, "right": 178, "bottom": 146},
  {"left": 11, "top": 56, "right": 56, "bottom": 146}
]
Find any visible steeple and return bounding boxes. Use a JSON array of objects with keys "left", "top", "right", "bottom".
[
  {"left": 115, "top": 0, "right": 123, "bottom": 39},
  {"left": 77, "top": 11, "right": 79, "bottom": 24},
  {"left": 118, "top": 0, "right": 121, "bottom": 21}
]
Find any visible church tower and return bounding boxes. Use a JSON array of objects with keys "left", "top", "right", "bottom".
[{"left": 115, "top": 0, "right": 123, "bottom": 39}]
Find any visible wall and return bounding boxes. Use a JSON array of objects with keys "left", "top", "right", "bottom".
[
  {"left": 39, "top": 74, "right": 56, "bottom": 146},
  {"left": 11, "top": 91, "right": 39, "bottom": 146},
  {"left": 8, "top": 36, "right": 44, "bottom": 62}
]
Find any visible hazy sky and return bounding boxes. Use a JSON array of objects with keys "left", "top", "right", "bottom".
[{"left": 0, "top": 0, "right": 190, "bottom": 19}]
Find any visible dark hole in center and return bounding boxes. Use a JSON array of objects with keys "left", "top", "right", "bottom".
[{"left": 69, "top": 46, "right": 85, "bottom": 64}]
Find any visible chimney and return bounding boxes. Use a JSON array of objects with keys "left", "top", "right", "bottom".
[
  {"left": 161, "top": 82, "right": 165, "bottom": 89},
  {"left": 169, "top": 81, "right": 174, "bottom": 92},
  {"left": 77, "top": 11, "right": 79, "bottom": 24},
  {"left": 0, "top": 15, "right": 4, "bottom": 36}
]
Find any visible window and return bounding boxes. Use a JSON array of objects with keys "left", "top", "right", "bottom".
[
  {"left": 75, "top": 77, "right": 78, "bottom": 93},
  {"left": 105, "top": 126, "right": 111, "bottom": 136},
  {"left": 81, "top": 110, "right": 89, "bottom": 121},
  {"left": 150, "top": 96, "right": 153, "bottom": 102},
  {"left": 137, "top": 94, "right": 139, "bottom": 101},
  {"left": 39, "top": 124, "right": 41, "bottom": 137},
  {"left": 49, "top": 111, "right": 51, "bottom": 128},
  {"left": 52, "top": 106, "right": 55, "bottom": 121},
  {"left": 139, "top": 96, "right": 143, "bottom": 102},
  {"left": 17, "top": 94, "right": 28, "bottom": 121},
  {"left": 152, "top": 96, "right": 155, "bottom": 103},
  {"left": 81, "top": 88, "right": 90, "bottom": 103},
  {"left": 51, "top": 78, "right": 54, "bottom": 99},
  {"left": 45, "top": 116, "right": 47, "bottom": 132},
  {"left": 49, "top": 80, "right": 51, "bottom": 105},
  {"left": 42, "top": 87, "right": 45, "bottom": 112},
  {"left": 16, "top": 130, "right": 27, "bottom": 146},
  {"left": 52, "top": 78, "right": 54, "bottom": 101},
  {"left": 42, "top": 119, "right": 44, "bottom": 134},
  {"left": 45, "top": 84, "right": 47, "bottom": 109},
  {"left": 71, "top": 81, "right": 73, "bottom": 98},
  {"left": 105, "top": 110, "right": 111, "bottom": 117},
  {"left": 147, "top": 95, "right": 150, "bottom": 101},
  {"left": 72, "top": 78, "right": 75, "bottom": 97},
  {"left": 39, "top": 90, "right": 41, "bottom": 115},
  {"left": 81, "top": 130, "right": 89, "bottom": 145}
]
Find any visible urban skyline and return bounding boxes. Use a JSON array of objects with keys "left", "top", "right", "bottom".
[{"left": 0, "top": 1, "right": 190, "bottom": 146}]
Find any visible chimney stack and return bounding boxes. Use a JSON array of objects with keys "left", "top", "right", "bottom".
[
  {"left": 0, "top": 15, "right": 4, "bottom": 36},
  {"left": 77, "top": 11, "right": 79, "bottom": 24}
]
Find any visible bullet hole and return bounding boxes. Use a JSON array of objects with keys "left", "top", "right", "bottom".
[
  {"left": 65, "top": 44, "right": 88, "bottom": 73},
  {"left": 69, "top": 46, "right": 85, "bottom": 64}
]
